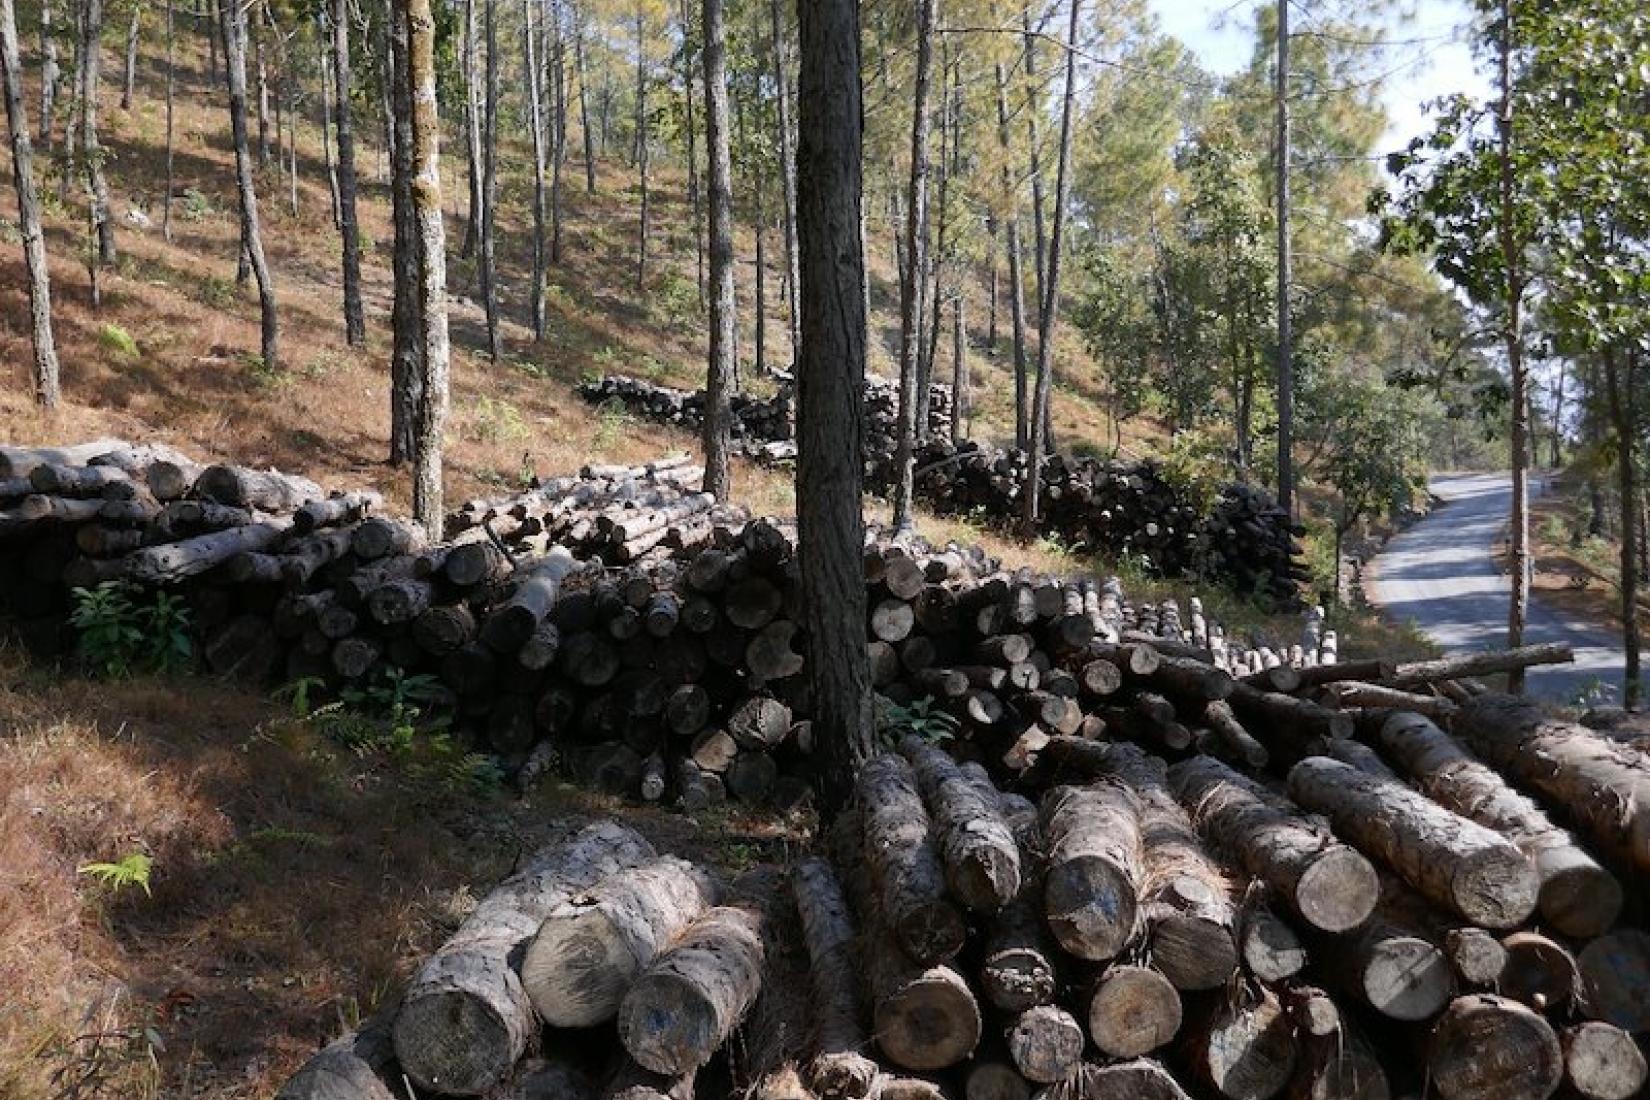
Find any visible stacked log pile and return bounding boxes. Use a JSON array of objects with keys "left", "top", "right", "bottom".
[{"left": 578, "top": 376, "right": 1301, "bottom": 601}]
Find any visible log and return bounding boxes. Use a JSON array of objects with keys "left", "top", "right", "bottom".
[
  {"left": 790, "top": 857, "right": 878, "bottom": 1100},
  {"left": 414, "top": 604, "right": 477, "bottom": 656},
  {"left": 1038, "top": 783, "right": 1142, "bottom": 962},
  {"left": 980, "top": 898, "right": 1058, "bottom": 1013},
  {"left": 1291, "top": 659, "right": 1394, "bottom": 688},
  {"left": 351, "top": 516, "right": 423, "bottom": 560},
  {"left": 1453, "top": 695, "right": 1650, "bottom": 874},
  {"left": 898, "top": 735, "right": 1022, "bottom": 911},
  {"left": 1087, "top": 964, "right": 1182, "bottom": 1058},
  {"left": 273, "top": 1008, "right": 403, "bottom": 1100},
  {"left": 603, "top": 1059, "right": 694, "bottom": 1100},
  {"left": 1005, "top": 1004, "right": 1084, "bottom": 1085},
  {"left": 1062, "top": 1060, "right": 1192, "bottom": 1100},
  {"left": 867, "top": 935, "right": 981, "bottom": 1073},
  {"left": 1226, "top": 684, "right": 1352, "bottom": 761},
  {"left": 856, "top": 754, "right": 967, "bottom": 965},
  {"left": 1288, "top": 1026, "right": 1389, "bottom": 1100},
  {"left": 1443, "top": 927, "right": 1507, "bottom": 988},
  {"left": 727, "top": 753, "right": 780, "bottom": 804},
  {"left": 965, "top": 1063, "right": 1031, "bottom": 1100},
  {"left": 674, "top": 758, "right": 727, "bottom": 812},
  {"left": 1286, "top": 756, "right": 1538, "bottom": 928},
  {"left": 1168, "top": 756, "right": 1377, "bottom": 934},
  {"left": 1324, "top": 682, "right": 1456, "bottom": 718},
  {"left": 123, "top": 517, "right": 295, "bottom": 583},
  {"left": 1387, "top": 643, "right": 1573, "bottom": 687},
  {"left": 1240, "top": 905, "right": 1308, "bottom": 983},
  {"left": 747, "top": 620, "right": 805, "bottom": 683},
  {"left": 194, "top": 463, "right": 323, "bottom": 511},
  {"left": 1145, "top": 655, "right": 1234, "bottom": 702},
  {"left": 729, "top": 696, "right": 794, "bottom": 751},
  {"left": 0, "top": 439, "right": 129, "bottom": 479},
  {"left": 365, "top": 578, "right": 435, "bottom": 625},
  {"left": 1185, "top": 987, "right": 1298, "bottom": 1100},
  {"left": 482, "top": 547, "right": 580, "bottom": 652},
  {"left": 616, "top": 875, "right": 773, "bottom": 1075},
  {"left": 520, "top": 621, "right": 564, "bottom": 671},
  {"left": 522, "top": 856, "right": 721, "bottom": 1027},
  {"left": 1426, "top": 995, "right": 1563, "bottom": 1100},
  {"left": 1576, "top": 930, "right": 1650, "bottom": 1033},
  {"left": 17, "top": 494, "right": 121, "bottom": 523},
  {"left": 492, "top": 1058, "right": 596, "bottom": 1100},
  {"left": 871, "top": 599, "right": 915, "bottom": 643},
  {"left": 293, "top": 491, "right": 382, "bottom": 534},
  {"left": 29, "top": 462, "right": 132, "bottom": 495},
  {"left": 1561, "top": 1023, "right": 1647, "bottom": 1100},
  {"left": 1201, "top": 700, "right": 1270, "bottom": 769},
  {"left": 1498, "top": 931, "right": 1577, "bottom": 1012},
  {"left": 1324, "top": 902, "right": 1453, "bottom": 1022}
]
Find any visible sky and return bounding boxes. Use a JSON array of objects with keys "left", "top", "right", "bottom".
[{"left": 1146, "top": 0, "right": 1492, "bottom": 156}]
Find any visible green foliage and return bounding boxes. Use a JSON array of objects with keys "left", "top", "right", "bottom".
[
  {"left": 464, "top": 396, "right": 530, "bottom": 444},
  {"left": 875, "top": 695, "right": 958, "bottom": 748},
  {"left": 98, "top": 323, "right": 140, "bottom": 361},
  {"left": 69, "top": 582, "right": 194, "bottom": 678},
  {"left": 179, "top": 187, "right": 213, "bottom": 221},
  {"left": 242, "top": 352, "right": 291, "bottom": 391},
  {"left": 78, "top": 853, "right": 154, "bottom": 897},
  {"left": 594, "top": 399, "right": 633, "bottom": 449},
  {"left": 195, "top": 273, "right": 238, "bottom": 309},
  {"left": 651, "top": 270, "right": 702, "bottom": 330}
]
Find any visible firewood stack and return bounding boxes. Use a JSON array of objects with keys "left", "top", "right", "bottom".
[{"left": 578, "top": 376, "right": 1302, "bottom": 602}]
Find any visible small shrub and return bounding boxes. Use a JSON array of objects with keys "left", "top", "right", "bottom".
[
  {"left": 98, "top": 323, "right": 140, "bottom": 360},
  {"left": 196, "top": 273, "right": 238, "bottom": 309},
  {"left": 0, "top": 217, "right": 21, "bottom": 246},
  {"left": 180, "top": 187, "right": 212, "bottom": 221},
  {"left": 464, "top": 396, "right": 530, "bottom": 444},
  {"left": 652, "top": 270, "right": 701, "bottom": 330},
  {"left": 78, "top": 853, "right": 154, "bottom": 896},
  {"left": 69, "top": 581, "right": 194, "bottom": 678},
  {"left": 876, "top": 694, "right": 958, "bottom": 748},
  {"left": 243, "top": 352, "right": 291, "bottom": 391},
  {"left": 594, "top": 399, "right": 632, "bottom": 449}
]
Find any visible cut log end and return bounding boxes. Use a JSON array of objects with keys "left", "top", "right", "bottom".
[
  {"left": 1088, "top": 965, "right": 1182, "bottom": 1058},
  {"left": 1294, "top": 848, "right": 1379, "bottom": 935},
  {"left": 1427, "top": 995, "right": 1562, "bottom": 1100},
  {"left": 1563, "top": 1023, "right": 1648, "bottom": 1100}
]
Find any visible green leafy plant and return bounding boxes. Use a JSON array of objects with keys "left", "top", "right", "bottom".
[
  {"left": 98, "top": 323, "right": 140, "bottom": 360},
  {"left": 243, "top": 352, "right": 291, "bottom": 391},
  {"left": 594, "top": 399, "right": 633, "bottom": 449},
  {"left": 70, "top": 582, "right": 195, "bottom": 678},
  {"left": 78, "top": 852, "right": 154, "bottom": 896},
  {"left": 180, "top": 186, "right": 212, "bottom": 221},
  {"left": 876, "top": 694, "right": 959, "bottom": 748},
  {"left": 652, "top": 270, "right": 702, "bottom": 330},
  {"left": 464, "top": 396, "right": 530, "bottom": 444}
]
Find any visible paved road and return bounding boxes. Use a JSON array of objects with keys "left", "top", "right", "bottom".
[{"left": 1366, "top": 472, "right": 1626, "bottom": 704}]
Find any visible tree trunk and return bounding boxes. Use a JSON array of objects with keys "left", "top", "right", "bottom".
[
  {"left": 393, "top": 824, "right": 655, "bottom": 1096},
  {"left": 333, "top": 0, "right": 363, "bottom": 344},
  {"left": 794, "top": 0, "right": 872, "bottom": 811},
  {"left": 38, "top": 0, "right": 55, "bottom": 149},
  {"left": 523, "top": 0, "right": 546, "bottom": 341},
  {"left": 480, "top": 0, "right": 500, "bottom": 360},
  {"left": 891, "top": 0, "right": 934, "bottom": 530},
  {"left": 1020, "top": 11, "right": 1045, "bottom": 308},
  {"left": 1604, "top": 348, "right": 1642, "bottom": 708},
  {"left": 460, "top": 0, "right": 480, "bottom": 257},
  {"left": 754, "top": 188, "right": 767, "bottom": 378},
  {"left": 1019, "top": 0, "right": 1077, "bottom": 537},
  {"left": 857, "top": 754, "right": 966, "bottom": 963},
  {"left": 79, "top": 0, "right": 116, "bottom": 263},
  {"left": 549, "top": 0, "right": 566, "bottom": 261},
  {"left": 574, "top": 2, "right": 594, "bottom": 191},
  {"left": 253, "top": 12, "right": 268, "bottom": 165},
  {"left": 699, "top": 0, "right": 732, "bottom": 500},
  {"left": 1, "top": 0, "right": 61, "bottom": 406},
  {"left": 1039, "top": 783, "right": 1142, "bottom": 962},
  {"left": 405, "top": 0, "right": 448, "bottom": 538},
  {"left": 993, "top": 56, "right": 1029, "bottom": 449},
  {"left": 161, "top": 0, "right": 172, "bottom": 237},
  {"left": 768, "top": 0, "right": 797, "bottom": 364},
  {"left": 1274, "top": 0, "right": 1293, "bottom": 517},
  {"left": 633, "top": 9, "right": 648, "bottom": 289},
  {"left": 1498, "top": 0, "right": 1530, "bottom": 692},
  {"left": 318, "top": 18, "right": 339, "bottom": 226},
  {"left": 387, "top": 0, "right": 420, "bottom": 466},
  {"left": 119, "top": 0, "right": 137, "bottom": 107},
  {"left": 674, "top": 0, "right": 701, "bottom": 301},
  {"left": 220, "top": 0, "right": 278, "bottom": 370}
]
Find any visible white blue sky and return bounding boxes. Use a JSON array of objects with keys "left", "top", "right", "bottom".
[{"left": 1146, "top": 0, "right": 1491, "bottom": 155}]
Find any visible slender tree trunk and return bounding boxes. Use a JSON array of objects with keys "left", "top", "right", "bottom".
[
  {"left": 402, "top": 0, "right": 448, "bottom": 539},
  {"left": 388, "top": 0, "right": 420, "bottom": 464},
  {"left": 795, "top": 0, "right": 872, "bottom": 811},
  {"left": 220, "top": 0, "right": 278, "bottom": 370},
  {"left": 754, "top": 179, "right": 768, "bottom": 379},
  {"left": 1021, "top": 10, "right": 1046, "bottom": 309},
  {"left": 1, "top": 0, "right": 61, "bottom": 406},
  {"left": 285, "top": 67, "right": 296, "bottom": 214},
  {"left": 206, "top": 0, "right": 216, "bottom": 81},
  {"left": 574, "top": 3, "right": 594, "bottom": 191},
  {"left": 549, "top": 0, "right": 566, "bottom": 261},
  {"left": 993, "top": 54, "right": 1029, "bottom": 449},
  {"left": 524, "top": 0, "right": 547, "bottom": 340},
  {"left": 38, "top": 0, "right": 55, "bottom": 149},
  {"left": 1549, "top": 361, "right": 1565, "bottom": 469},
  {"left": 79, "top": 0, "right": 115, "bottom": 263},
  {"left": 769, "top": 0, "right": 798, "bottom": 363},
  {"left": 318, "top": 15, "right": 339, "bottom": 227},
  {"left": 700, "top": 0, "right": 733, "bottom": 499},
  {"left": 480, "top": 0, "right": 500, "bottom": 358},
  {"left": 1497, "top": 0, "right": 1530, "bottom": 691},
  {"left": 460, "top": 0, "right": 480, "bottom": 257},
  {"left": 119, "top": 0, "right": 137, "bottom": 107},
  {"left": 1274, "top": 0, "right": 1294, "bottom": 517},
  {"left": 675, "top": 0, "right": 703, "bottom": 303},
  {"left": 891, "top": 0, "right": 935, "bottom": 531},
  {"left": 950, "top": 284, "right": 965, "bottom": 439},
  {"left": 1019, "top": 0, "right": 1077, "bottom": 538},
  {"left": 254, "top": 15, "right": 269, "bottom": 165},
  {"left": 633, "top": 9, "right": 648, "bottom": 291},
  {"left": 918, "top": 39, "right": 951, "bottom": 445},
  {"left": 986, "top": 220, "right": 998, "bottom": 348},
  {"left": 332, "top": 0, "right": 363, "bottom": 343},
  {"left": 161, "top": 0, "right": 172, "bottom": 237},
  {"left": 1604, "top": 349, "right": 1642, "bottom": 709}
]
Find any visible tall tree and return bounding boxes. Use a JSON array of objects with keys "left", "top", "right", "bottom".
[
  {"left": 674, "top": 0, "right": 703, "bottom": 301},
  {"left": 119, "top": 0, "right": 138, "bottom": 108},
  {"left": 161, "top": 0, "right": 172, "bottom": 237},
  {"left": 993, "top": 48, "right": 1030, "bottom": 447},
  {"left": 480, "top": 0, "right": 501, "bottom": 360},
  {"left": 1274, "top": 0, "right": 1294, "bottom": 516},
  {"left": 700, "top": 0, "right": 733, "bottom": 499},
  {"left": 459, "top": 0, "right": 482, "bottom": 257},
  {"left": 79, "top": 0, "right": 116, "bottom": 264},
  {"left": 220, "top": 0, "right": 278, "bottom": 370},
  {"left": 333, "top": 0, "right": 364, "bottom": 344},
  {"left": 768, "top": 0, "right": 798, "bottom": 360},
  {"left": 549, "top": 0, "right": 567, "bottom": 259},
  {"left": 401, "top": 0, "right": 448, "bottom": 538},
  {"left": 39, "top": 0, "right": 56, "bottom": 149},
  {"left": 1, "top": 0, "right": 61, "bottom": 406},
  {"left": 796, "top": 0, "right": 871, "bottom": 810},
  {"left": 573, "top": 0, "right": 594, "bottom": 191},
  {"left": 1019, "top": 0, "right": 1077, "bottom": 537},
  {"left": 388, "top": 0, "right": 420, "bottom": 463},
  {"left": 633, "top": 1, "right": 650, "bottom": 289},
  {"left": 524, "top": 0, "right": 548, "bottom": 340},
  {"left": 890, "top": 0, "right": 935, "bottom": 531}
]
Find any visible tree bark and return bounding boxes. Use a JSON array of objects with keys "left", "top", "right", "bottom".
[
  {"left": 699, "top": 0, "right": 733, "bottom": 499},
  {"left": 523, "top": 0, "right": 547, "bottom": 341},
  {"left": 795, "top": 0, "right": 872, "bottom": 811},
  {"left": 1603, "top": 348, "right": 1642, "bottom": 708},
  {"left": 890, "top": 0, "right": 934, "bottom": 531},
  {"left": 1019, "top": 0, "right": 1078, "bottom": 536},
  {"left": 674, "top": 0, "right": 701, "bottom": 300},
  {"left": 574, "top": 1, "right": 594, "bottom": 191},
  {"left": 632, "top": 8, "right": 648, "bottom": 288},
  {"left": 857, "top": 753, "right": 966, "bottom": 964},
  {"left": 459, "top": 0, "right": 480, "bottom": 257},
  {"left": 119, "top": 0, "right": 137, "bottom": 108},
  {"left": 332, "top": 0, "right": 363, "bottom": 344},
  {"left": 1274, "top": 0, "right": 1293, "bottom": 518},
  {"left": 1497, "top": 0, "right": 1530, "bottom": 693},
  {"left": 404, "top": 0, "right": 448, "bottom": 537},
  {"left": 899, "top": 735, "right": 1021, "bottom": 911},
  {"left": 480, "top": 0, "right": 500, "bottom": 360},
  {"left": 79, "top": 0, "right": 116, "bottom": 263},
  {"left": 38, "top": 0, "right": 55, "bottom": 149},
  {"left": 1, "top": 0, "right": 61, "bottom": 406},
  {"left": 220, "top": 0, "right": 278, "bottom": 369},
  {"left": 387, "top": 0, "right": 420, "bottom": 465},
  {"left": 993, "top": 55, "right": 1029, "bottom": 448},
  {"left": 548, "top": 0, "right": 566, "bottom": 261},
  {"left": 768, "top": 0, "right": 797, "bottom": 363}
]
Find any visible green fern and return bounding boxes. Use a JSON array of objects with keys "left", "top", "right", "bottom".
[{"left": 78, "top": 853, "right": 154, "bottom": 896}]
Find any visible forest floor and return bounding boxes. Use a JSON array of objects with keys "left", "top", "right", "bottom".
[{"left": 0, "top": 35, "right": 1382, "bottom": 1100}]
